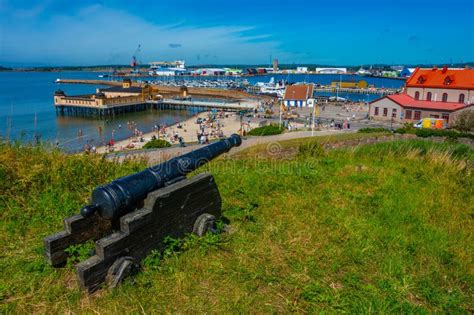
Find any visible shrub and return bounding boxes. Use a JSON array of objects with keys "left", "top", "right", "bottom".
[
  {"left": 395, "top": 128, "right": 474, "bottom": 140},
  {"left": 358, "top": 127, "right": 390, "bottom": 133},
  {"left": 454, "top": 111, "right": 474, "bottom": 132},
  {"left": 143, "top": 139, "right": 172, "bottom": 149},
  {"left": 246, "top": 124, "right": 284, "bottom": 136}
]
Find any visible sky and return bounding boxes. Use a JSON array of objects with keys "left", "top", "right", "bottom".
[{"left": 0, "top": 0, "right": 473, "bottom": 66}]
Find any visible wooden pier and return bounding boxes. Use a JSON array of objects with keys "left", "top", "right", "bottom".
[
  {"left": 150, "top": 99, "right": 255, "bottom": 111},
  {"left": 313, "top": 87, "right": 398, "bottom": 95},
  {"left": 55, "top": 98, "right": 256, "bottom": 118},
  {"left": 55, "top": 102, "right": 151, "bottom": 118}
]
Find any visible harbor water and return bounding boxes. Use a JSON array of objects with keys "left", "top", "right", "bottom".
[{"left": 0, "top": 72, "right": 195, "bottom": 152}]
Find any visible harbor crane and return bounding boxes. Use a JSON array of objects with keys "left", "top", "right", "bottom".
[{"left": 130, "top": 44, "right": 141, "bottom": 73}]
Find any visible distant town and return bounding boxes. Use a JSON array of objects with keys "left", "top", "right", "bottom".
[{"left": 2, "top": 60, "right": 473, "bottom": 78}]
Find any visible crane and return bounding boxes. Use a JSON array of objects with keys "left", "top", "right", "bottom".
[{"left": 130, "top": 44, "right": 141, "bottom": 73}]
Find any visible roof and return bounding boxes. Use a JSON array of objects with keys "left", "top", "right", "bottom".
[
  {"left": 406, "top": 67, "right": 474, "bottom": 90},
  {"left": 100, "top": 86, "right": 143, "bottom": 93},
  {"left": 372, "top": 93, "right": 469, "bottom": 112},
  {"left": 283, "top": 84, "right": 314, "bottom": 100}
]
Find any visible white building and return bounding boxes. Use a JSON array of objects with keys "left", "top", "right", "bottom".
[
  {"left": 316, "top": 67, "right": 347, "bottom": 74},
  {"left": 296, "top": 67, "right": 309, "bottom": 73},
  {"left": 283, "top": 84, "right": 315, "bottom": 108}
]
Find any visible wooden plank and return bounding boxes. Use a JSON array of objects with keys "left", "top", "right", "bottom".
[
  {"left": 44, "top": 213, "right": 112, "bottom": 267},
  {"left": 76, "top": 173, "right": 221, "bottom": 291}
]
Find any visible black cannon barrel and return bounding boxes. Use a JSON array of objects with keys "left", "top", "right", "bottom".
[{"left": 81, "top": 134, "right": 242, "bottom": 220}]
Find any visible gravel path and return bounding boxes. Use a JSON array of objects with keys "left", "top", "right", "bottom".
[{"left": 106, "top": 129, "right": 351, "bottom": 165}]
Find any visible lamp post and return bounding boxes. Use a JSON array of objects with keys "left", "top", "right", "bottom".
[{"left": 312, "top": 100, "right": 319, "bottom": 136}]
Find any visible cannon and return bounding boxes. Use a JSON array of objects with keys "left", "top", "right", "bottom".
[
  {"left": 81, "top": 134, "right": 242, "bottom": 220},
  {"left": 44, "top": 134, "right": 241, "bottom": 292}
]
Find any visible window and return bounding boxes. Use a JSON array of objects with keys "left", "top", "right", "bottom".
[
  {"left": 414, "top": 91, "right": 420, "bottom": 100},
  {"left": 374, "top": 107, "right": 379, "bottom": 115},
  {"left": 392, "top": 108, "right": 397, "bottom": 118},
  {"left": 442, "top": 93, "right": 448, "bottom": 102},
  {"left": 414, "top": 111, "right": 421, "bottom": 120},
  {"left": 405, "top": 110, "right": 412, "bottom": 119},
  {"left": 442, "top": 113, "right": 449, "bottom": 123},
  {"left": 426, "top": 92, "right": 432, "bottom": 101},
  {"left": 459, "top": 94, "right": 465, "bottom": 103},
  {"left": 383, "top": 108, "right": 388, "bottom": 117}
]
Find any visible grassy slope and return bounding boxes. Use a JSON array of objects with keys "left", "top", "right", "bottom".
[{"left": 0, "top": 139, "right": 473, "bottom": 313}]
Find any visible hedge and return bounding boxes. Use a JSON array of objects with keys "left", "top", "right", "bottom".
[{"left": 143, "top": 139, "right": 172, "bottom": 149}]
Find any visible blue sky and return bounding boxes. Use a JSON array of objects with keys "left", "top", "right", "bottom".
[{"left": 0, "top": 0, "right": 473, "bottom": 66}]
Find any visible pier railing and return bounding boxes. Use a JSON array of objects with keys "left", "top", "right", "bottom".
[{"left": 149, "top": 99, "right": 255, "bottom": 110}]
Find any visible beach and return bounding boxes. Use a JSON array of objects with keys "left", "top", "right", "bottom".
[{"left": 96, "top": 110, "right": 260, "bottom": 153}]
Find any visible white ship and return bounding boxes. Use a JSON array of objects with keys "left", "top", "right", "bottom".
[{"left": 256, "top": 77, "right": 286, "bottom": 98}]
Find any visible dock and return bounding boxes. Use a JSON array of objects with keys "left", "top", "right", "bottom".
[
  {"left": 313, "top": 87, "right": 398, "bottom": 95},
  {"left": 55, "top": 98, "right": 255, "bottom": 118},
  {"left": 55, "top": 78, "right": 263, "bottom": 100},
  {"left": 150, "top": 99, "right": 256, "bottom": 111}
]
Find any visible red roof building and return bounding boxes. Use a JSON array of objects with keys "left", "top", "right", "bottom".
[
  {"left": 283, "top": 84, "right": 315, "bottom": 107},
  {"left": 369, "top": 67, "right": 473, "bottom": 126}
]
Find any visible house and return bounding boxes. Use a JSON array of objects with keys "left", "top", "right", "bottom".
[
  {"left": 369, "top": 67, "right": 473, "bottom": 126},
  {"left": 283, "top": 84, "right": 315, "bottom": 108}
]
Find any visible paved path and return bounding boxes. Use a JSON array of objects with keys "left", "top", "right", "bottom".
[{"left": 106, "top": 129, "right": 351, "bottom": 165}]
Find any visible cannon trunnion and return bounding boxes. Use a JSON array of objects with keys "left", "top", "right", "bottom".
[{"left": 44, "top": 135, "right": 241, "bottom": 292}]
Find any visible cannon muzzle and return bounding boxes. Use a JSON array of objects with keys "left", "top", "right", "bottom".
[{"left": 81, "top": 134, "right": 241, "bottom": 220}]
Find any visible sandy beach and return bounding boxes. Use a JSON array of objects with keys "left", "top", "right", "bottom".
[{"left": 96, "top": 110, "right": 261, "bottom": 153}]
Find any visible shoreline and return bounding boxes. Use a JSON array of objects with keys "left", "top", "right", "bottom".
[{"left": 96, "top": 110, "right": 264, "bottom": 154}]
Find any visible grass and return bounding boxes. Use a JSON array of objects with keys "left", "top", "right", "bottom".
[
  {"left": 246, "top": 124, "right": 284, "bottom": 136},
  {"left": 0, "top": 137, "right": 473, "bottom": 313},
  {"left": 358, "top": 127, "right": 390, "bottom": 133}
]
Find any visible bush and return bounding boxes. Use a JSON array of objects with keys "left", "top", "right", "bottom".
[
  {"left": 395, "top": 128, "right": 474, "bottom": 140},
  {"left": 143, "top": 139, "right": 172, "bottom": 149},
  {"left": 454, "top": 111, "right": 474, "bottom": 132},
  {"left": 246, "top": 124, "right": 284, "bottom": 136},
  {"left": 358, "top": 127, "right": 390, "bottom": 133}
]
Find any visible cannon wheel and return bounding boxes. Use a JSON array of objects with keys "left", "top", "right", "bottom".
[
  {"left": 106, "top": 256, "right": 137, "bottom": 288},
  {"left": 193, "top": 213, "right": 217, "bottom": 237}
]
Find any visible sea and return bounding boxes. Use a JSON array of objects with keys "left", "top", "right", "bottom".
[
  {"left": 0, "top": 71, "right": 195, "bottom": 152},
  {"left": 0, "top": 71, "right": 404, "bottom": 151}
]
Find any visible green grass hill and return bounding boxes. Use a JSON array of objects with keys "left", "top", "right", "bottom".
[{"left": 0, "top": 136, "right": 473, "bottom": 313}]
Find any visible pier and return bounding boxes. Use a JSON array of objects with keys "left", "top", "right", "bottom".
[
  {"left": 150, "top": 99, "right": 256, "bottom": 111},
  {"left": 56, "top": 98, "right": 256, "bottom": 118},
  {"left": 55, "top": 102, "right": 151, "bottom": 118},
  {"left": 55, "top": 78, "right": 262, "bottom": 100},
  {"left": 313, "top": 87, "right": 398, "bottom": 95}
]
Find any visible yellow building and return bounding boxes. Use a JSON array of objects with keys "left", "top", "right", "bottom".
[
  {"left": 331, "top": 80, "right": 368, "bottom": 89},
  {"left": 54, "top": 80, "right": 148, "bottom": 108}
]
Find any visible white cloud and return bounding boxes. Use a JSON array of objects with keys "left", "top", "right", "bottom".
[{"left": 0, "top": 5, "right": 290, "bottom": 65}]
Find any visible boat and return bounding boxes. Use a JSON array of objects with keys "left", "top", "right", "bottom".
[
  {"left": 328, "top": 96, "right": 347, "bottom": 102},
  {"left": 356, "top": 67, "right": 372, "bottom": 76},
  {"left": 255, "top": 77, "right": 286, "bottom": 97}
]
